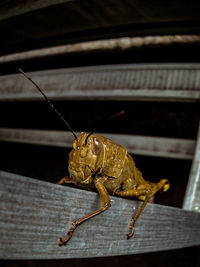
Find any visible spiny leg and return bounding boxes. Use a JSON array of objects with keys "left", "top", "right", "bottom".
[
  {"left": 114, "top": 188, "right": 150, "bottom": 239},
  {"left": 59, "top": 176, "right": 111, "bottom": 246},
  {"left": 114, "top": 179, "right": 169, "bottom": 240},
  {"left": 127, "top": 198, "right": 149, "bottom": 239}
]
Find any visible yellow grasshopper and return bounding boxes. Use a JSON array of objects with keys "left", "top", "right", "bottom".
[{"left": 19, "top": 69, "right": 170, "bottom": 246}]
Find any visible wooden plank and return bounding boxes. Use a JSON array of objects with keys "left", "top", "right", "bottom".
[
  {"left": 1, "top": 64, "right": 200, "bottom": 102},
  {"left": 0, "top": 170, "right": 200, "bottom": 259},
  {"left": 1, "top": 0, "right": 200, "bottom": 55},
  {"left": 0, "top": 0, "right": 73, "bottom": 21},
  {"left": 183, "top": 123, "right": 200, "bottom": 211},
  {"left": 0, "top": 128, "right": 195, "bottom": 160},
  {"left": 1, "top": 35, "right": 200, "bottom": 63}
]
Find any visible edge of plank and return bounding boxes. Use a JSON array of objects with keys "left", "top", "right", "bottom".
[{"left": 1, "top": 170, "right": 200, "bottom": 259}]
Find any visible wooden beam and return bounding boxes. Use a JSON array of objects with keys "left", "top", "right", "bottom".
[
  {"left": 0, "top": 170, "right": 200, "bottom": 259},
  {"left": 1, "top": 64, "right": 200, "bottom": 102},
  {"left": 183, "top": 122, "right": 200, "bottom": 211},
  {"left": 1, "top": 0, "right": 200, "bottom": 55},
  {"left": 1, "top": 36, "right": 200, "bottom": 63},
  {"left": 0, "top": 128, "right": 195, "bottom": 159}
]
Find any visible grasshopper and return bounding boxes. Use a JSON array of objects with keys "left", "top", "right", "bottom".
[{"left": 19, "top": 69, "right": 170, "bottom": 246}]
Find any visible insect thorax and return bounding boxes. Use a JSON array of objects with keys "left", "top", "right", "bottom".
[{"left": 68, "top": 133, "right": 127, "bottom": 183}]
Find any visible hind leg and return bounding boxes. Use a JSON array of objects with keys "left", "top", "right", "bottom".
[{"left": 114, "top": 179, "right": 169, "bottom": 239}]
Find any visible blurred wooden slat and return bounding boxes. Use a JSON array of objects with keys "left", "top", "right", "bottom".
[
  {"left": 1, "top": 35, "right": 200, "bottom": 63},
  {"left": 0, "top": 0, "right": 73, "bottom": 21},
  {"left": 1, "top": 0, "right": 200, "bottom": 55},
  {"left": 0, "top": 128, "right": 195, "bottom": 159},
  {"left": 183, "top": 122, "right": 200, "bottom": 212},
  {"left": 1, "top": 170, "right": 200, "bottom": 259},
  {"left": 1, "top": 64, "right": 200, "bottom": 102}
]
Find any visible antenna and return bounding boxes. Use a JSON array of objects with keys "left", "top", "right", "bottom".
[
  {"left": 85, "top": 110, "right": 125, "bottom": 144},
  {"left": 18, "top": 68, "right": 77, "bottom": 139}
]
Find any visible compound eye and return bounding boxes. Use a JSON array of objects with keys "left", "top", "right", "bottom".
[{"left": 92, "top": 137, "right": 102, "bottom": 154}]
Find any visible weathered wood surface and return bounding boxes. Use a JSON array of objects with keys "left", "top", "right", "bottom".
[
  {"left": 1, "top": 170, "right": 200, "bottom": 259},
  {"left": 183, "top": 123, "right": 200, "bottom": 212},
  {"left": 1, "top": 64, "right": 200, "bottom": 102},
  {"left": 0, "top": 128, "right": 195, "bottom": 160}
]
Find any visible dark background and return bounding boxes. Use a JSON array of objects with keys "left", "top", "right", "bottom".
[{"left": 1, "top": 0, "right": 200, "bottom": 266}]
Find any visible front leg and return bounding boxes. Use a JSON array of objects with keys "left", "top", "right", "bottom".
[
  {"left": 57, "top": 176, "right": 77, "bottom": 185},
  {"left": 59, "top": 176, "right": 111, "bottom": 246}
]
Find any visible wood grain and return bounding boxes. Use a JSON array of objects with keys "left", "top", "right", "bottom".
[
  {"left": 0, "top": 170, "right": 200, "bottom": 259},
  {"left": 1, "top": 64, "right": 200, "bottom": 102},
  {"left": 0, "top": 128, "right": 195, "bottom": 160}
]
